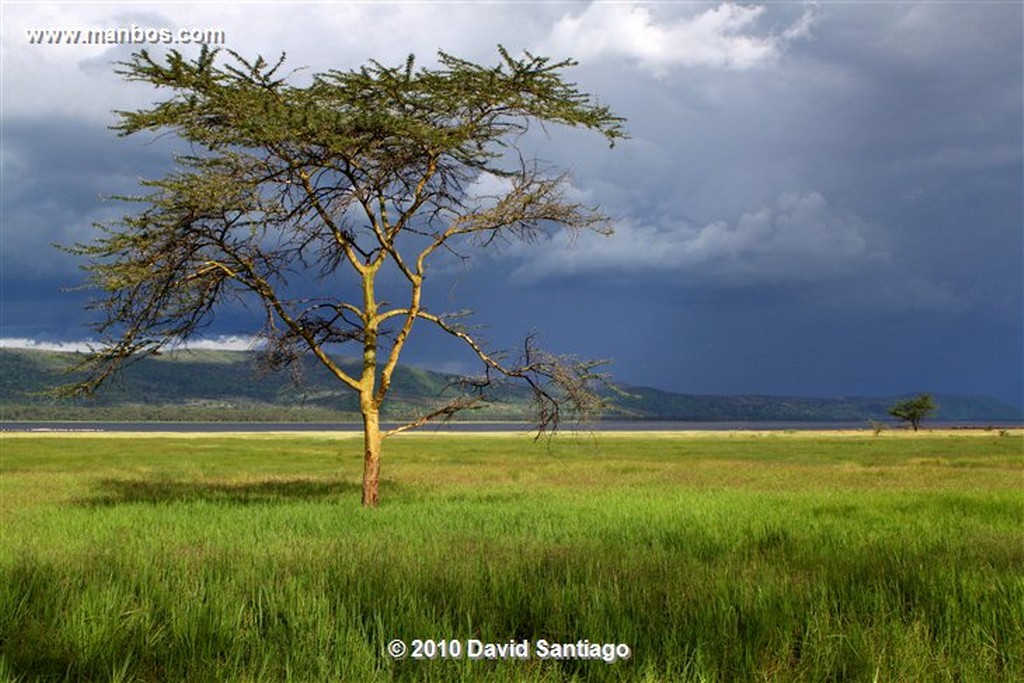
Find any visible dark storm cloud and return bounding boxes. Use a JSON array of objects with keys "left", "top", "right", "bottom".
[
  {"left": 462, "top": 3, "right": 1021, "bottom": 405},
  {"left": 512, "top": 4, "right": 1021, "bottom": 313},
  {"left": 2, "top": 116, "right": 180, "bottom": 279},
  {"left": 2, "top": 2, "right": 1020, "bottom": 407}
]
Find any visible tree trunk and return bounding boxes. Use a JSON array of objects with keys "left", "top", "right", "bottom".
[{"left": 362, "top": 407, "right": 382, "bottom": 507}]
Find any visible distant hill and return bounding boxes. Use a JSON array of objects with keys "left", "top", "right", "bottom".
[
  {"left": 1, "top": 348, "right": 1020, "bottom": 424},
  {"left": 612, "top": 386, "right": 1021, "bottom": 423}
]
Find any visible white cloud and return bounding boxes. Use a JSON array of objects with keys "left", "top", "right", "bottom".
[
  {"left": 0, "top": 338, "right": 95, "bottom": 353},
  {"left": 168, "top": 335, "right": 261, "bottom": 352},
  {"left": 0, "top": 334, "right": 260, "bottom": 352},
  {"left": 465, "top": 171, "right": 515, "bottom": 209},
  {"left": 541, "top": 3, "right": 816, "bottom": 75},
  {"left": 1, "top": 2, "right": 553, "bottom": 121},
  {"left": 511, "top": 191, "right": 883, "bottom": 286}
]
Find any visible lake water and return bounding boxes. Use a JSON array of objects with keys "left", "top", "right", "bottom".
[{"left": 2, "top": 420, "right": 1018, "bottom": 433}]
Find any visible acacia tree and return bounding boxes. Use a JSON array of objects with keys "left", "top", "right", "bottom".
[
  {"left": 888, "top": 393, "right": 936, "bottom": 432},
  {"left": 63, "top": 46, "right": 626, "bottom": 506}
]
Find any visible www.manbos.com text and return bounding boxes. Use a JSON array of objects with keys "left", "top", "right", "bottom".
[{"left": 26, "top": 25, "right": 226, "bottom": 46}]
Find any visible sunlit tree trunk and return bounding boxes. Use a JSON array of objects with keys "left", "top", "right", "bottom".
[
  {"left": 360, "top": 266, "right": 382, "bottom": 507},
  {"left": 361, "top": 404, "right": 382, "bottom": 507}
]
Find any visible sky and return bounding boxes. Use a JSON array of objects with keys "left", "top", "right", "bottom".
[{"left": 2, "top": 1, "right": 1022, "bottom": 408}]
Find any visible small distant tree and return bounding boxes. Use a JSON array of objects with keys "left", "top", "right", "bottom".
[
  {"left": 888, "top": 394, "right": 937, "bottom": 431},
  {"left": 60, "top": 46, "right": 627, "bottom": 507}
]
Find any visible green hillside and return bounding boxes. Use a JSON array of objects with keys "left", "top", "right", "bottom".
[
  {"left": 612, "top": 387, "right": 1022, "bottom": 423},
  {"left": 1, "top": 348, "right": 1020, "bottom": 423},
  {"left": 0, "top": 348, "right": 530, "bottom": 422}
]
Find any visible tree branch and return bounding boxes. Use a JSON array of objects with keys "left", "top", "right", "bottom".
[{"left": 415, "top": 311, "right": 612, "bottom": 436}]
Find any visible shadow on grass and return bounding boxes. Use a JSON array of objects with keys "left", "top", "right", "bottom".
[{"left": 80, "top": 477, "right": 372, "bottom": 507}]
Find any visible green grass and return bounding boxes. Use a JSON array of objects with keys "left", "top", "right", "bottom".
[{"left": 1, "top": 431, "right": 1022, "bottom": 681}]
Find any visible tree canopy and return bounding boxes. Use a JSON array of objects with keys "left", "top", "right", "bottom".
[
  {"left": 888, "top": 394, "right": 937, "bottom": 431},
  {"left": 63, "top": 46, "right": 627, "bottom": 505}
]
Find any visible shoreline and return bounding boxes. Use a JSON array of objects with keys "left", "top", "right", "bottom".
[{"left": 4, "top": 427, "right": 1021, "bottom": 439}]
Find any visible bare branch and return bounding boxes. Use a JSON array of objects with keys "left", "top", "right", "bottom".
[
  {"left": 382, "top": 394, "right": 486, "bottom": 438},
  {"left": 415, "top": 311, "right": 612, "bottom": 436}
]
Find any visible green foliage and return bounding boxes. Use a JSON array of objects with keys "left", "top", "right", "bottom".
[
  {"left": 889, "top": 393, "right": 938, "bottom": 431},
  {"left": 2, "top": 434, "right": 1022, "bottom": 681},
  {"left": 63, "top": 45, "right": 625, "bottom": 396}
]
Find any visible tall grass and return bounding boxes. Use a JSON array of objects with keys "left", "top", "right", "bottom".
[{"left": 1, "top": 432, "right": 1021, "bottom": 681}]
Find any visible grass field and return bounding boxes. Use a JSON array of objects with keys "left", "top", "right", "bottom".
[{"left": 1, "top": 430, "right": 1022, "bottom": 681}]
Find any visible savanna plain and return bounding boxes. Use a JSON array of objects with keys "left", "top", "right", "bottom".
[{"left": 0, "top": 429, "right": 1021, "bottom": 682}]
